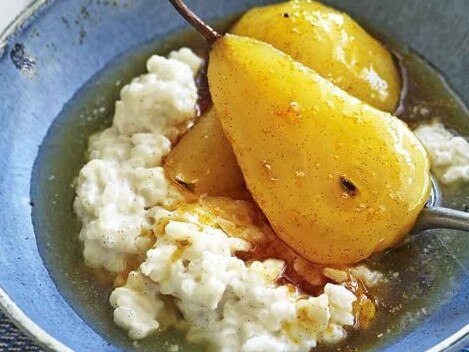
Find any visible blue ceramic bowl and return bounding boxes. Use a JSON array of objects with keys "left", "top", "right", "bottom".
[{"left": 0, "top": 0, "right": 468, "bottom": 351}]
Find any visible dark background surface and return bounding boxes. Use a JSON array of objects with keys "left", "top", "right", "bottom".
[{"left": 0, "top": 311, "right": 43, "bottom": 351}]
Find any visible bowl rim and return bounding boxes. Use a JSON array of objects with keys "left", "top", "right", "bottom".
[
  {"left": 0, "top": 287, "right": 70, "bottom": 352},
  {"left": 0, "top": 4, "right": 69, "bottom": 351},
  {"left": 0, "top": 1, "right": 468, "bottom": 351}
]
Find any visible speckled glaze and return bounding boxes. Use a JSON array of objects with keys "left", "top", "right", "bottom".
[{"left": 0, "top": 0, "right": 468, "bottom": 351}]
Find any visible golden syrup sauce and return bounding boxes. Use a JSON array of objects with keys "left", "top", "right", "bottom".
[{"left": 191, "top": 196, "right": 378, "bottom": 327}]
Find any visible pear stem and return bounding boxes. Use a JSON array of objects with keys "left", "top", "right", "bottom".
[{"left": 168, "top": 0, "right": 221, "bottom": 45}]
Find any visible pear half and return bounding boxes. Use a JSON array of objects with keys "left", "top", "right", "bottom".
[
  {"left": 208, "top": 34, "right": 431, "bottom": 265},
  {"left": 165, "top": 108, "right": 247, "bottom": 199},
  {"left": 231, "top": 0, "right": 402, "bottom": 113}
]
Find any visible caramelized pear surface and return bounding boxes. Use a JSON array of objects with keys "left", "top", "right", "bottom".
[
  {"left": 165, "top": 108, "right": 247, "bottom": 199},
  {"left": 167, "top": 0, "right": 404, "bottom": 201},
  {"left": 208, "top": 34, "right": 431, "bottom": 264},
  {"left": 231, "top": 0, "right": 401, "bottom": 112}
]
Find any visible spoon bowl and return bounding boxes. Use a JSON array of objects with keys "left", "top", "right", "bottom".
[{"left": 412, "top": 177, "right": 469, "bottom": 234}]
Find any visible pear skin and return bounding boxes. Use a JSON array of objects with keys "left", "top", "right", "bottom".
[
  {"left": 165, "top": 108, "right": 247, "bottom": 199},
  {"left": 168, "top": 0, "right": 402, "bottom": 202},
  {"left": 208, "top": 34, "right": 430, "bottom": 264},
  {"left": 231, "top": 0, "right": 401, "bottom": 113}
]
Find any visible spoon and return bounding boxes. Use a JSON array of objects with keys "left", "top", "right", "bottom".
[{"left": 412, "top": 177, "right": 469, "bottom": 234}]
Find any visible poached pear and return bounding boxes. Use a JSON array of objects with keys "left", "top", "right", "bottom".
[
  {"left": 231, "top": 0, "right": 402, "bottom": 113},
  {"left": 169, "top": 0, "right": 431, "bottom": 265},
  {"left": 167, "top": 0, "right": 403, "bottom": 203},
  {"left": 166, "top": 0, "right": 400, "bottom": 208},
  {"left": 165, "top": 108, "right": 247, "bottom": 199}
]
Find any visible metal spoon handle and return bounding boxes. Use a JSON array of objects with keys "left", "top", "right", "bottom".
[{"left": 412, "top": 206, "right": 469, "bottom": 233}]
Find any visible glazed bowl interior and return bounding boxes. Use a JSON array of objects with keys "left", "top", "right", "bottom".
[{"left": 0, "top": 0, "right": 468, "bottom": 351}]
